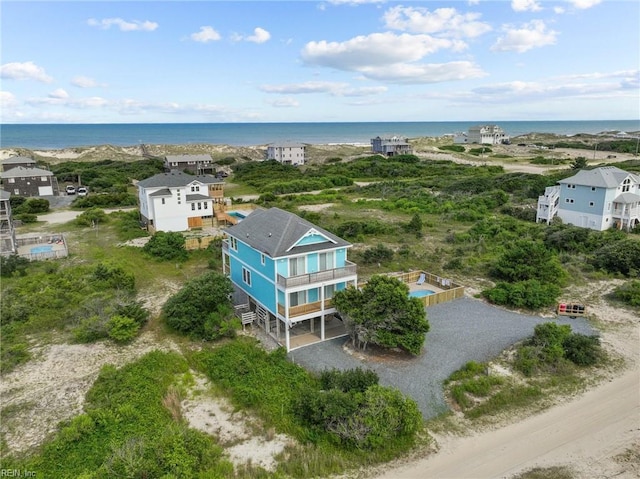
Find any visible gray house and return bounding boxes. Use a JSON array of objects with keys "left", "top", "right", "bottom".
[
  {"left": 371, "top": 136, "right": 412, "bottom": 156},
  {"left": 164, "top": 154, "right": 215, "bottom": 175},
  {"left": 1, "top": 166, "right": 58, "bottom": 197},
  {"left": 1, "top": 156, "right": 38, "bottom": 171}
]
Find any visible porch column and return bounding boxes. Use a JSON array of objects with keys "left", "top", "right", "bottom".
[
  {"left": 320, "top": 283, "right": 325, "bottom": 341},
  {"left": 285, "top": 291, "right": 291, "bottom": 351}
]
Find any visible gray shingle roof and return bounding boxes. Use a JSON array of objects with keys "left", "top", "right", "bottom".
[
  {"left": 137, "top": 170, "right": 222, "bottom": 188},
  {"left": 559, "top": 166, "right": 638, "bottom": 188},
  {"left": 165, "top": 154, "right": 213, "bottom": 163},
  {"left": 149, "top": 188, "right": 172, "bottom": 197},
  {"left": 613, "top": 192, "right": 640, "bottom": 204},
  {"left": 186, "top": 194, "right": 211, "bottom": 201},
  {"left": 226, "top": 207, "right": 351, "bottom": 258},
  {"left": 0, "top": 189, "right": 11, "bottom": 200},
  {"left": 1, "top": 166, "right": 53, "bottom": 178},
  {"left": 3, "top": 156, "right": 36, "bottom": 164}
]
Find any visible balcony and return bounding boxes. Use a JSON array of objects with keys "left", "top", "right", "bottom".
[
  {"left": 277, "top": 261, "right": 357, "bottom": 288},
  {"left": 277, "top": 299, "right": 333, "bottom": 318}
]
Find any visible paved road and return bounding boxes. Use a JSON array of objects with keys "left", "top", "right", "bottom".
[{"left": 374, "top": 368, "right": 640, "bottom": 478}]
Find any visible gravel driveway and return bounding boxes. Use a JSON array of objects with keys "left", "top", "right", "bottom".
[{"left": 288, "top": 297, "right": 596, "bottom": 419}]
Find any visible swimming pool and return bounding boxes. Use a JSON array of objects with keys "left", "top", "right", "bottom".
[
  {"left": 30, "top": 245, "right": 53, "bottom": 254},
  {"left": 409, "top": 289, "right": 436, "bottom": 298},
  {"left": 227, "top": 211, "right": 247, "bottom": 219}
]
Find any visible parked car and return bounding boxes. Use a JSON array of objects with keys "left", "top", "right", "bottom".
[
  {"left": 65, "top": 185, "right": 76, "bottom": 195},
  {"left": 77, "top": 186, "right": 88, "bottom": 196}
]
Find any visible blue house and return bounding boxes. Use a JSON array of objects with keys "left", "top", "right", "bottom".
[
  {"left": 222, "top": 207, "right": 357, "bottom": 351},
  {"left": 536, "top": 166, "right": 640, "bottom": 231}
]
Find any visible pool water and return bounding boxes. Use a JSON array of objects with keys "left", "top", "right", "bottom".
[
  {"left": 30, "top": 245, "right": 53, "bottom": 254},
  {"left": 410, "top": 290, "right": 436, "bottom": 298},
  {"left": 228, "top": 211, "right": 247, "bottom": 219}
]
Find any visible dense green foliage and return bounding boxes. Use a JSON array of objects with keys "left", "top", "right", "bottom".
[
  {"left": 333, "top": 275, "right": 430, "bottom": 355},
  {"left": 439, "top": 144, "right": 465, "bottom": 153},
  {"left": 611, "top": 280, "right": 640, "bottom": 307},
  {"left": 51, "top": 158, "right": 165, "bottom": 192},
  {"left": 73, "top": 192, "right": 138, "bottom": 208},
  {"left": 3, "top": 352, "right": 232, "bottom": 478},
  {"left": 591, "top": 239, "right": 640, "bottom": 276},
  {"left": 1, "top": 261, "right": 148, "bottom": 372},
  {"left": 0, "top": 254, "right": 29, "bottom": 277},
  {"left": 143, "top": 231, "right": 188, "bottom": 261},
  {"left": 12, "top": 197, "right": 50, "bottom": 214},
  {"left": 75, "top": 207, "right": 109, "bottom": 227},
  {"left": 193, "top": 339, "right": 423, "bottom": 459},
  {"left": 162, "top": 271, "right": 237, "bottom": 339},
  {"left": 514, "top": 323, "right": 603, "bottom": 376}
]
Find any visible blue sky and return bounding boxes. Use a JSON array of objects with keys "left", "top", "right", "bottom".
[{"left": 1, "top": 0, "right": 638, "bottom": 123}]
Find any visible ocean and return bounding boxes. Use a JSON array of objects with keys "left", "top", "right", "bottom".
[{"left": 1, "top": 120, "right": 638, "bottom": 150}]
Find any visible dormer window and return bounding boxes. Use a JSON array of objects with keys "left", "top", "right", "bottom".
[{"left": 622, "top": 178, "right": 631, "bottom": 193}]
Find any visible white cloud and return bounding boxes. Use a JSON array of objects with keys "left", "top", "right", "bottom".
[
  {"left": 87, "top": 18, "right": 158, "bottom": 32},
  {"left": 71, "top": 76, "right": 105, "bottom": 88},
  {"left": 246, "top": 27, "right": 271, "bottom": 44},
  {"left": 0, "top": 91, "right": 18, "bottom": 109},
  {"left": 1, "top": 61, "right": 53, "bottom": 82},
  {"left": 567, "top": 0, "right": 602, "bottom": 9},
  {"left": 301, "top": 32, "right": 484, "bottom": 83},
  {"left": 266, "top": 97, "right": 300, "bottom": 108},
  {"left": 511, "top": 0, "right": 542, "bottom": 12},
  {"left": 491, "top": 20, "right": 558, "bottom": 53},
  {"left": 260, "top": 81, "right": 388, "bottom": 96},
  {"left": 190, "top": 26, "right": 221, "bottom": 43},
  {"left": 48, "top": 88, "right": 69, "bottom": 99},
  {"left": 327, "top": 0, "right": 386, "bottom": 5},
  {"left": 383, "top": 6, "right": 492, "bottom": 38}
]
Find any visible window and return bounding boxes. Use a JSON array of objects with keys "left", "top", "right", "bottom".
[
  {"left": 591, "top": 187, "right": 596, "bottom": 192},
  {"left": 261, "top": 254, "right": 265, "bottom": 265},
  {"left": 191, "top": 203, "right": 195, "bottom": 210},
  {"left": 319, "top": 251, "right": 334, "bottom": 271},
  {"left": 204, "top": 202, "right": 208, "bottom": 210},
  {"left": 622, "top": 179, "right": 631, "bottom": 193},
  {"left": 567, "top": 184, "right": 576, "bottom": 189},
  {"left": 230, "top": 237, "right": 237, "bottom": 251},
  {"left": 161, "top": 198, "right": 166, "bottom": 205},
  {"left": 8, "top": 178, "right": 14, "bottom": 183},
  {"left": 242, "top": 267, "right": 252, "bottom": 286},
  {"left": 324, "top": 284, "right": 335, "bottom": 299},
  {"left": 289, "top": 256, "right": 305, "bottom": 276},
  {"left": 289, "top": 290, "right": 306, "bottom": 307},
  {"left": 41, "top": 176, "right": 47, "bottom": 181},
  {"left": 589, "top": 201, "right": 595, "bottom": 207},
  {"left": 197, "top": 202, "right": 202, "bottom": 210},
  {"left": 565, "top": 198, "right": 574, "bottom": 204}
]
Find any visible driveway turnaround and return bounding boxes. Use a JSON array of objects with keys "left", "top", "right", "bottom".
[{"left": 288, "top": 297, "right": 596, "bottom": 419}]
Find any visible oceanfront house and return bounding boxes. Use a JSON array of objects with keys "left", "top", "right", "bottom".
[
  {"left": 0, "top": 166, "right": 58, "bottom": 197},
  {"left": 454, "top": 125, "right": 510, "bottom": 145},
  {"left": 0, "top": 189, "right": 17, "bottom": 256},
  {"left": 222, "top": 207, "right": 358, "bottom": 351},
  {"left": 164, "top": 154, "right": 215, "bottom": 175},
  {"left": 136, "top": 170, "right": 225, "bottom": 232},
  {"left": 536, "top": 166, "right": 640, "bottom": 231},
  {"left": 371, "top": 136, "right": 413, "bottom": 156},
  {"left": 266, "top": 142, "right": 306, "bottom": 165},
  {"left": 1, "top": 156, "right": 38, "bottom": 171}
]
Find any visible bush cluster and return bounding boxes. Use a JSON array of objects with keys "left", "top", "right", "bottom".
[{"left": 143, "top": 231, "right": 188, "bottom": 261}]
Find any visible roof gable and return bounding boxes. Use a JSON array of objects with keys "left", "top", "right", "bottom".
[
  {"left": 559, "top": 166, "right": 635, "bottom": 188},
  {"left": 226, "top": 207, "right": 350, "bottom": 258},
  {"left": 137, "top": 170, "right": 222, "bottom": 189},
  {"left": 1, "top": 166, "right": 53, "bottom": 178}
]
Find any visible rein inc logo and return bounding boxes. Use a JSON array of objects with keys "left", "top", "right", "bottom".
[{"left": 0, "top": 471, "right": 36, "bottom": 477}]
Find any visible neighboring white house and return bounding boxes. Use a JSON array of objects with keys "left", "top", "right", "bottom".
[
  {"left": 536, "top": 166, "right": 640, "bottom": 231},
  {"left": 137, "top": 170, "right": 225, "bottom": 232},
  {"left": 266, "top": 142, "right": 306, "bottom": 165},
  {"left": 454, "top": 125, "right": 510, "bottom": 145},
  {"left": 371, "top": 136, "right": 413, "bottom": 156}
]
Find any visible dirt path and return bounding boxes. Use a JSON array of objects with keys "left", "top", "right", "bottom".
[{"left": 374, "top": 367, "right": 639, "bottom": 478}]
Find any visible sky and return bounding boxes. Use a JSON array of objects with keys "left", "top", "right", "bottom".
[{"left": 1, "top": 0, "right": 638, "bottom": 124}]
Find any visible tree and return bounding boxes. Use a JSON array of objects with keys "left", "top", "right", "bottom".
[
  {"left": 143, "top": 231, "right": 188, "bottom": 261},
  {"left": 162, "top": 271, "right": 237, "bottom": 339},
  {"left": 333, "top": 275, "right": 429, "bottom": 355},
  {"left": 570, "top": 156, "right": 588, "bottom": 170},
  {"left": 591, "top": 239, "right": 640, "bottom": 277},
  {"left": 404, "top": 213, "right": 423, "bottom": 238},
  {"left": 491, "top": 240, "right": 567, "bottom": 285}
]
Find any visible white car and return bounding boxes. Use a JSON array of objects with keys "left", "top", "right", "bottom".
[
  {"left": 77, "top": 187, "right": 88, "bottom": 197},
  {"left": 65, "top": 185, "right": 76, "bottom": 195}
]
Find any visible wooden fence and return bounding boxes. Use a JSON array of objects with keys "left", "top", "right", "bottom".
[
  {"left": 382, "top": 270, "right": 465, "bottom": 307},
  {"left": 184, "top": 235, "right": 222, "bottom": 251}
]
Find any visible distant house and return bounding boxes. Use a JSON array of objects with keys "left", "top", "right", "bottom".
[
  {"left": 164, "top": 154, "right": 215, "bottom": 175},
  {"left": 1, "top": 156, "right": 38, "bottom": 172},
  {"left": 454, "top": 125, "right": 510, "bottom": 145},
  {"left": 371, "top": 136, "right": 412, "bottom": 156},
  {"left": 0, "top": 189, "right": 17, "bottom": 256},
  {"left": 0, "top": 166, "right": 58, "bottom": 197},
  {"left": 222, "top": 207, "right": 357, "bottom": 351},
  {"left": 536, "top": 166, "right": 640, "bottom": 231},
  {"left": 137, "top": 170, "right": 225, "bottom": 232},
  {"left": 266, "top": 142, "right": 306, "bottom": 165}
]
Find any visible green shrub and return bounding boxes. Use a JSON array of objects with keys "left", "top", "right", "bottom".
[
  {"left": 439, "top": 144, "right": 465, "bottom": 153},
  {"left": 0, "top": 254, "right": 29, "bottom": 277},
  {"left": 14, "top": 197, "right": 50, "bottom": 214},
  {"left": 92, "top": 262, "right": 135, "bottom": 291},
  {"left": 14, "top": 213, "right": 37, "bottom": 223},
  {"left": 75, "top": 208, "right": 109, "bottom": 227},
  {"left": 107, "top": 315, "right": 140, "bottom": 344},
  {"left": 482, "top": 280, "right": 561, "bottom": 309},
  {"left": 562, "top": 334, "right": 603, "bottom": 366},
  {"left": 320, "top": 368, "right": 379, "bottom": 393},
  {"left": 361, "top": 243, "right": 394, "bottom": 264},
  {"left": 611, "top": 280, "right": 640, "bottom": 306},
  {"left": 143, "top": 231, "right": 188, "bottom": 261},
  {"left": 73, "top": 315, "right": 109, "bottom": 343},
  {"left": 74, "top": 192, "right": 138, "bottom": 209},
  {"left": 591, "top": 239, "right": 640, "bottom": 276}
]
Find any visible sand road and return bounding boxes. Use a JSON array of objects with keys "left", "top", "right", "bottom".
[{"left": 375, "top": 368, "right": 639, "bottom": 479}]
